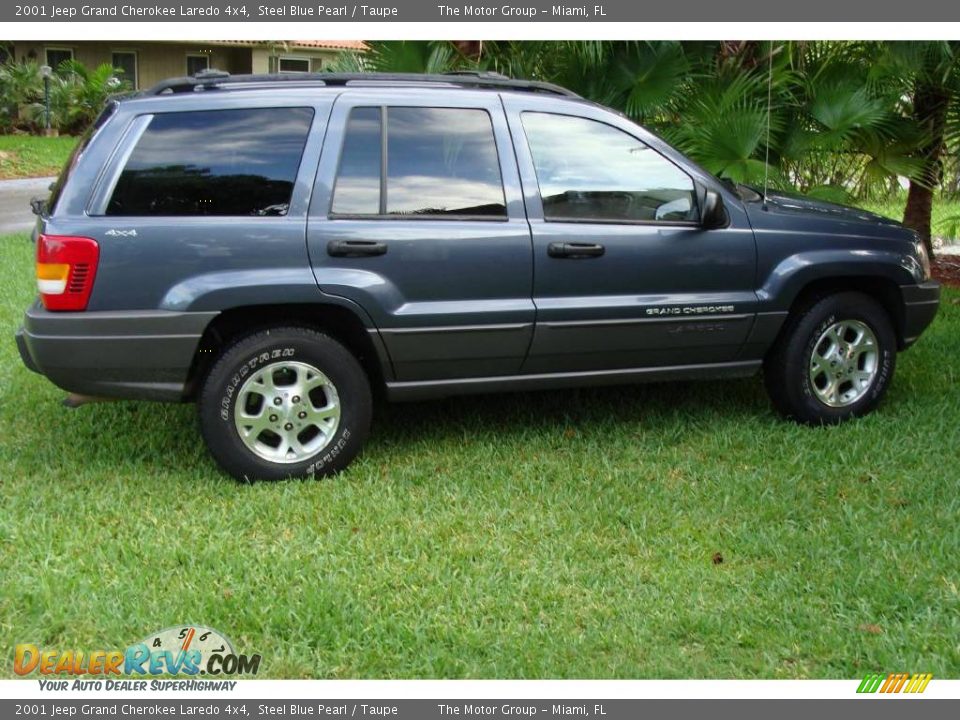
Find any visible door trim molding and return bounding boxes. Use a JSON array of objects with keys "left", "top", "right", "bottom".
[
  {"left": 380, "top": 322, "right": 532, "bottom": 336},
  {"left": 541, "top": 313, "right": 753, "bottom": 329},
  {"left": 386, "top": 359, "right": 761, "bottom": 401}
]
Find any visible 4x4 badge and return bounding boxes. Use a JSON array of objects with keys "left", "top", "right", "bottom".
[{"left": 105, "top": 229, "right": 137, "bottom": 237}]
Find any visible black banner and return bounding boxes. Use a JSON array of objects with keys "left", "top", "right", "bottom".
[{"left": 5, "top": 0, "right": 960, "bottom": 22}]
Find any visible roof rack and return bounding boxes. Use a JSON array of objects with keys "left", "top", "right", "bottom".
[{"left": 141, "top": 69, "right": 580, "bottom": 98}]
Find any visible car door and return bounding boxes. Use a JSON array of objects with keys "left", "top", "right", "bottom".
[
  {"left": 503, "top": 95, "right": 759, "bottom": 374},
  {"left": 307, "top": 89, "right": 534, "bottom": 382}
]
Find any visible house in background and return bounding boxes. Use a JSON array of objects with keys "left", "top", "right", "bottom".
[{"left": 8, "top": 40, "right": 367, "bottom": 89}]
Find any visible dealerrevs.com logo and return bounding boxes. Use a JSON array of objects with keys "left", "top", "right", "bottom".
[{"left": 14, "top": 626, "right": 261, "bottom": 684}]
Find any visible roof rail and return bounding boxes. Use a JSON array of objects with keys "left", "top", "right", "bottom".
[{"left": 141, "top": 70, "right": 580, "bottom": 98}]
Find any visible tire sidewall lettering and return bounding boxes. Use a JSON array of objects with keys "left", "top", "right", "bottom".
[
  {"left": 305, "top": 429, "right": 352, "bottom": 476},
  {"left": 871, "top": 349, "right": 893, "bottom": 401}
]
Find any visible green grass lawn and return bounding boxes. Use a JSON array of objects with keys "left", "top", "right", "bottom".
[
  {"left": 0, "top": 135, "right": 77, "bottom": 180},
  {"left": 1, "top": 232, "right": 958, "bottom": 679}
]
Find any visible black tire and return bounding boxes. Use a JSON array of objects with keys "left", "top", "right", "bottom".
[
  {"left": 198, "top": 326, "right": 372, "bottom": 481},
  {"left": 764, "top": 292, "right": 897, "bottom": 425}
]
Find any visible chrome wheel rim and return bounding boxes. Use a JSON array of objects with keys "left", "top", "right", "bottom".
[
  {"left": 233, "top": 361, "right": 340, "bottom": 464},
  {"left": 808, "top": 320, "right": 879, "bottom": 408}
]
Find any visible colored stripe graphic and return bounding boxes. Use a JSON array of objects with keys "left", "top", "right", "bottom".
[
  {"left": 858, "top": 672, "right": 932, "bottom": 694},
  {"left": 857, "top": 673, "right": 886, "bottom": 693},
  {"left": 905, "top": 673, "right": 934, "bottom": 693},
  {"left": 882, "top": 672, "right": 907, "bottom": 693}
]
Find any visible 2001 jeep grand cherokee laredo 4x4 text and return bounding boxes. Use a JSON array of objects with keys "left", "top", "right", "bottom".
[{"left": 15, "top": 71, "right": 941, "bottom": 481}]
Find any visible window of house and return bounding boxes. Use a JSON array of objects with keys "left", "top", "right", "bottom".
[
  {"left": 111, "top": 51, "right": 137, "bottom": 88},
  {"left": 106, "top": 107, "right": 314, "bottom": 217},
  {"left": 278, "top": 57, "right": 311, "bottom": 73},
  {"left": 186, "top": 54, "right": 209, "bottom": 76},
  {"left": 331, "top": 106, "right": 506, "bottom": 218},
  {"left": 45, "top": 47, "right": 74, "bottom": 72},
  {"left": 521, "top": 112, "right": 698, "bottom": 224}
]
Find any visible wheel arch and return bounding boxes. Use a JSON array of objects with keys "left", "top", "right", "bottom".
[
  {"left": 183, "top": 303, "right": 393, "bottom": 400},
  {"left": 781, "top": 276, "right": 907, "bottom": 350}
]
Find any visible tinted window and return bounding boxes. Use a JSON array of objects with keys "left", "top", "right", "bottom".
[
  {"left": 331, "top": 107, "right": 382, "bottom": 215},
  {"left": 387, "top": 108, "right": 505, "bottom": 217},
  {"left": 49, "top": 102, "right": 117, "bottom": 215},
  {"left": 107, "top": 107, "right": 313, "bottom": 216},
  {"left": 521, "top": 112, "right": 698, "bottom": 223},
  {"left": 331, "top": 106, "right": 506, "bottom": 218}
]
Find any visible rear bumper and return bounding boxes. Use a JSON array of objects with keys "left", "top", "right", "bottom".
[
  {"left": 901, "top": 281, "right": 941, "bottom": 347},
  {"left": 15, "top": 301, "right": 218, "bottom": 401}
]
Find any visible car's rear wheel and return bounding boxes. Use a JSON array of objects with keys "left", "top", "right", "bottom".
[
  {"left": 764, "top": 292, "right": 896, "bottom": 424},
  {"left": 198, "top": 326, "right": 371, "bottom": 481}
]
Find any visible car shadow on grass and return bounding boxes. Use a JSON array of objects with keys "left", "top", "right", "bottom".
[
  {"left": 30, "top": 376, "right": 771, "bottom": 483},
  {"left": 370, "top": 377, "right": 772, "bottom": 443}
]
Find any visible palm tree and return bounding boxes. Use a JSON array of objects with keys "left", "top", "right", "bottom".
[
  {"left": 326, "top": 40, "right": 465, "bottom": 74},
  {"left": 871, "top": 42, "right": 960, "bottom": 253},
  {"left": 27, "top": 60, "right": 130, "bottom": 134},
  {"left": 0, "top": 58, "right": 42, "bottom": 130}
]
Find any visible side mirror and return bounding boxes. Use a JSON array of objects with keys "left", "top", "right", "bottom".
[{"left": 701, "top": 189, "right": 728, "bottom": 229}]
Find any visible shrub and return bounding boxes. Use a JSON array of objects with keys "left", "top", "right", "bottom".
[
  {"left": 1, "top": 58, "right": 130, "bottom": 135},
  {"left": 0, "top": 59, "right": 42, "bottom": 132}
]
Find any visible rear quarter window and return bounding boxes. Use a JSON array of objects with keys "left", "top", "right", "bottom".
[
  {"left": 48, "top": 102, "right": 118, "bottom": 215},
  {"left": 106, "top": 107, "right": 314, "bottom": 216}
]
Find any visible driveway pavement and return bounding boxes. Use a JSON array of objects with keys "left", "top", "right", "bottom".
[{"left": 0, "top": 176, "right": 55, "bottom": 235}]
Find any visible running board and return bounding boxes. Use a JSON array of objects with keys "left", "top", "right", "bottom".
[{"left": 385, "top": 360, "right": 761, "bottom": 401}]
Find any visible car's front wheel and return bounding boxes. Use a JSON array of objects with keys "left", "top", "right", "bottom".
[
  {"left": 198, "top": 326, "right": 372, "bottom": 481},
  {"left": 764, "top": 292, "right": 896, "bottom": 424}
]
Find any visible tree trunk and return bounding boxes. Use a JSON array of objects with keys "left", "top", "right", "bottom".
[
  {"left": 903, "top": 81, "right": 950, "bottom": 255},
  {"left": 903, "top": 182, "right": 935, "bottom": 253}
]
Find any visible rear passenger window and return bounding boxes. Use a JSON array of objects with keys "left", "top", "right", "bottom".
[
  {"left": 331, "top": 106, "right": 506, "bottom": 218},
  {"left": 107, "top": 107, "right": 313, "bottom": 216}
]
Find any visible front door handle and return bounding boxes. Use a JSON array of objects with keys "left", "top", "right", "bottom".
[
  {"left": 547, "top": 242, "right": 605, "bottom": 259},
  {"left": 327, "top": 239, "right": 388, "bottom": 257}
]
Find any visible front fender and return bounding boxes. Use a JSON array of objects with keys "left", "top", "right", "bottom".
[{"left": 758, "top": 248, "right": 916, "bottom": 311}]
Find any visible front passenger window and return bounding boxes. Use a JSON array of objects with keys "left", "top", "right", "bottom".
[{"left": 521, "top": 112, "right": 698, "bottom": 224}]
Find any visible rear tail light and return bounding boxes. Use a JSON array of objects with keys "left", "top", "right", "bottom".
[{"left": 36, "top": 234, "right": 99, "bottom": 311}]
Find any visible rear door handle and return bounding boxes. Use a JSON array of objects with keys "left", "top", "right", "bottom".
[
  {"left": 547, "top": 242, "right": 605, "bottom": 259},
  {"left": 327, "top": 240, "right": 388, "bottom": 257}
]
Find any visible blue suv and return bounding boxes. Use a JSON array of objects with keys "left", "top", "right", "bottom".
[{"left": 15, "top": 72, "right": 941, "bottom": 481}]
